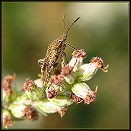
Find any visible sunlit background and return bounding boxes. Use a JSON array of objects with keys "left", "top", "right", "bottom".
[{"left": 2, "top": 2, "right": 129, "bottom": 129}]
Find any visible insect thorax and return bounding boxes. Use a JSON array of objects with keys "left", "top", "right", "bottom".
[{"left": 45, "top": 34, "right": 67, "bottom": 67}]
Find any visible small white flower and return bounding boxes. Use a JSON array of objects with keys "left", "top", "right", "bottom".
[
  {"left": 72, "top": 82, "right": 91, "bottom": 98},
  {"left": 2, "top": 109, "right": 13, "bottom": 128},
  {"left": 23, "top": 79, "right": 44, "bottom": 101},
  {"left": 3, "top": 109, "right": 12, "bottom": 118},
  {"left": 26, "top": 87, "right": 44, "bottom": 101},
  {"left": 14, "top": 93, "right": 32, "bottom": 105},
  {"left": 68, "top": 57, "right": 83, "bottom": 72},
  {"left": 9, "top": 104, "right": 27, "bottom": 118},
  {"left": 77, "top": 63, "right": 98, "bottom": 81},
  {"left": 34, "top": 79, "right": 44, "bottom": 88},
  {"left": 68, "top": 49, "right": 86, "bottom": 72},
  {"left": 63, "top": 72, "right": 76, "bottom": 84},
  {"left": 72, "top": 82, "right": 98, "bottom": 104},
  {"left": 48, "top": 95, "right": 73, "bottom": 107},
  {"left": 34, "top": 100, "right": 61, "bottom": 114}
]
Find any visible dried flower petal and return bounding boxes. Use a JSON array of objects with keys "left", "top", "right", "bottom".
[
  {"left": 50, "top": 75, "right": 62, "bottom": 85},
  {"left": 71, "top": 93, "right": 83, "bottom": 104},
  {"left": 60, "top": 65, "right": 76, "bottom": 84},
  {"left": 72, "top": 49, "right": 86, "bottom": 59},
  {"left": 2, "top": 74, "right": 15, "bottom": 97},
  {"left": 84, "top": 85, "right": 98, "bottom": 104},
  {"left": 61, "top": 66, "right": 73, "bottom": 77},
  {"left": 2, "top": 86, "right": 12, "bottom": 97},
  {"left": 23, "top": 78, "right": 36, "bottom": 91},
  {"left": 90, "top": 57, "right": 109, "bottom": 72},
  {"left": 45, "top": 81, "right": 66, "bottom": 99},
  {"left": 46, "top": 87, "right": 57, "bottom": 99},
  {"left": 3, "top": 115, "right": 13, "bottom": 128},
  {"left": 2, "top": 80, "right": 9, "bottom": 90},
  {"left": 23, "top": 78, "right": 44, "bottom": 101},
  {"left": 4, "top": 74, "right": 16, "bottom": 84},
  {"left": 2, "top": 109, "right": 13, "bottom": 128},
  {"left": 57, "top": 107, "right": 67, "bottom": 117},
  {"left": 23, "top": 106, "right": 39, "bottom": 120}
]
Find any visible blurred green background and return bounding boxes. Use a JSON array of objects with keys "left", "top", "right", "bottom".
[{"left": 2, "top": 2, "right": 129, "bottom": 129}]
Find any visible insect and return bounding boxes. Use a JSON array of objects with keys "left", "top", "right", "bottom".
[{"left": 38, "top": 15, "right": 80, "bottom": 86}]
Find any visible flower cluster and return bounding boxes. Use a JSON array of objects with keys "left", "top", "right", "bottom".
[
  {"left": 2, "top": 74, "right": 15, "bottom": 103},
  {"left": 29, "top": 49, "right": 108, "bottom": 118},
  {"left": 2, "top": 49, "right": 108, "bottom": 128},
  {"left": 2, "top": 75, "right": 39, "bottom": 128}
]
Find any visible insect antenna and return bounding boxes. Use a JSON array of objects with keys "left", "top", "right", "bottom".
[
  {"left": 66, "top": 43, "right": 77, "bottom": 50},
  {"left": 63, "top": 14, "right": 66, "bottom": 33},
  {"left": 65, "top": 16, "right": 80, "bottom": 35},
  {"left": 63, "top": 16, "right": 80, "bottom": 50}
]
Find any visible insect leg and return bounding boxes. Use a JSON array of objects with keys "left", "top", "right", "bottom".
[
  {"left": 61, "top": 51, "right": 68, "bottom": 67},
  {"left": 44, "top": 65, "right": 49, "bottom": 85},
  {"left": 38, "top": 58, "right": 49, "bottom": 85},
  {"left": 38, "top": 58, "right": 45, "bottom": 78}
]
